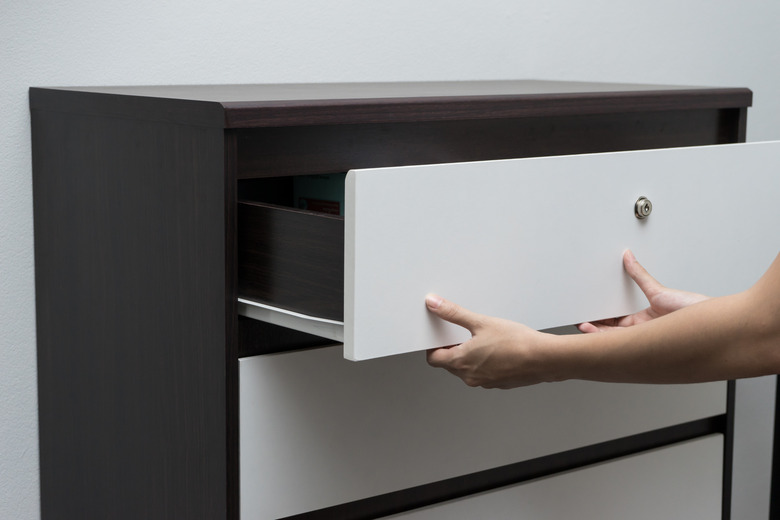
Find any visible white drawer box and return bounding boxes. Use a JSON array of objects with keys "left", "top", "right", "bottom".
[
  {"left": 388, "top": 435, "right": 723, "bottom": 520},
  {"left": 240, "top": 141, "right": 780, "bottom": 360},
  {"left": 239, "top": 347, "right": 725, "bottom": 518}
]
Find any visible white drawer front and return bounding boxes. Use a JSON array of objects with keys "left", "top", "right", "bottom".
[
  {"left": 239, "top": 349, "right": 725, "bottom": 518},
  {"left": 345, "top": 141, "right": 780, "bottom": 359},
  {"left": 388, "top": 435, "right": 723, "bottom": 519}
]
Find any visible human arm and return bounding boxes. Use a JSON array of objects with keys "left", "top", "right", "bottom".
[{"left": 426, "top": 252, "right": 780, "bottom": 388}]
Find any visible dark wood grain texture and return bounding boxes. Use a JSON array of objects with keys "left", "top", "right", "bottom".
[
  {"left": 29, "top": 87, "right": 226, "bottom": 127},
  {"left": 32, "top": 100, "right": 228, "bottom": 519},
  {"left": 238, "top": 202, "right": 344, "bottom": 321},
  {"left": 723, "top": 380, "right": 736, "bottom": 520},
  {"left": 32, "top": 81, "right": 752, "bottom": 129},
  {"left": 223, "top": 87, "right": 753, "bottom": 128},
  {"left": 224, "top": 131, "right": 240, "bottom": 520}
]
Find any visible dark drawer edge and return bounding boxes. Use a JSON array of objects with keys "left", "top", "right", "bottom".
[{"left": 237, "top": 316, "right": 340, "bottom": 358}]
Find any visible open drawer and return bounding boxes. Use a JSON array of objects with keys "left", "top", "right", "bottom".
[{"left": 238, "top": 141, "right": 780, "bottom": 360}]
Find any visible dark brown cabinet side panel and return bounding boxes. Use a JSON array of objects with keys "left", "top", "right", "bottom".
[
  {"left": 32, "top": 109, "right": 228, "bottom": 519},
  {"left": 224, "top": 130, "right": 240, "bottom": 520}
]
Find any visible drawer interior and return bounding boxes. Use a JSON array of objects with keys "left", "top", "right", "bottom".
[{"left": 238, "top": 176, "right": 346, "bottom": 322}]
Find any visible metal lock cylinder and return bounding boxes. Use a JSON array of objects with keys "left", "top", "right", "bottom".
[{"left": 635, "top": 197, "right": 652, "bottom": 219}]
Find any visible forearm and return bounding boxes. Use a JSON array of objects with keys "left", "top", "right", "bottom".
[{"left": 552, "top": 265, "right": 780, "bottom": 384}]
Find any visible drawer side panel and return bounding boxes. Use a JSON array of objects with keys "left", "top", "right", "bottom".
[{"left": 238, "top": 202, "right": 344, "bottom": 321}]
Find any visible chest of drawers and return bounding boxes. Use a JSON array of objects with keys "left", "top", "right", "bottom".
[{"left": 31, "top": 81, "right": 753, "bottom": 518}]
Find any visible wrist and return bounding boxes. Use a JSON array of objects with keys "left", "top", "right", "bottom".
[{"left": 537, "top": 332, "right": 578, "bottom": 383}]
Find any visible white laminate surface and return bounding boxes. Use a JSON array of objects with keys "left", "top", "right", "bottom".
[
  {"left": 239, "top": 348, "right": 725, "bottom": 518},
  {"left": 388, "top": 435, "right": 723, "bottom": 519},
  {"left": 345, "top": 141, "right": 780, "bottom": 359}
]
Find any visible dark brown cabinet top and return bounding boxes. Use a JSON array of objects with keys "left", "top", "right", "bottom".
[{"left": 30, "top": 80, "right": 752, "bottom": 129}]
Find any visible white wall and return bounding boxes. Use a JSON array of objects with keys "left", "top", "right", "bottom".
[{"left": 3, "top": 1, "right": 780, "bottom": 518}]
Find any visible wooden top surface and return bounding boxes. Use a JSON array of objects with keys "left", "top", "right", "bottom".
[{"left": 30, "top": 80, "right": 752, "bottom": 128}]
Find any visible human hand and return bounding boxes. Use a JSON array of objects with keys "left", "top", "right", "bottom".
[
  {"left": 425, "top": 294, "right": 555, "bottom": 389},
  {"left": 577, "top": 250, "right": 708, "bottom": 333}
]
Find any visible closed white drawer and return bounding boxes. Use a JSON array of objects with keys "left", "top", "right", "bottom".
[
  {"left": 387, "top": 435, "right": 723, "bottom": 520},
  {"left": 239, "top": 348, "right": 725, "bottom": 518},
  {"left": 239, "top": 142, "right": 780, "bottom": 360}
]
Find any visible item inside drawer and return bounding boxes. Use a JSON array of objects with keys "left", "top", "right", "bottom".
[{"left": 237, "top": 175, "right": 346, "bottom": 329}]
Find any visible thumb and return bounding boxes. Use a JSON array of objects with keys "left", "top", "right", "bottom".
[{"left": 425, "top": 294, "right": 483, "bottom": 333}]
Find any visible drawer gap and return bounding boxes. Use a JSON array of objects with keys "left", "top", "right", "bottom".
[{"left": 238, "top": 173, "right": 346, "bottom": 215}]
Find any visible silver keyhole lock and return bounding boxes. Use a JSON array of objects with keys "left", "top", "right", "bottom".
[{"left": 635, "top": 197, "right": 653, "bottom": 219}]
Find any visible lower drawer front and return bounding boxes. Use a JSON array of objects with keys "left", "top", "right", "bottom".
[
  {"left": 388, "top": 435, "right": 723, "bottom": 519},
  {"left": 239, "top": 347, "right": 725, "bottom": 518}
]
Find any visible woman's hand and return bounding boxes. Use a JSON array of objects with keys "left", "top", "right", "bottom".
[
  {"left": 577, "top": 250, "right": 708, "bottom": 333},
  {"left": 425, "top": 250, "right": 713, "bottom": 389},
  {"left": 425, "top": 295, "right": 558, "bottom": 389},
  {"left": 427, "top": 252, "right": 780, "bottom": 386}
]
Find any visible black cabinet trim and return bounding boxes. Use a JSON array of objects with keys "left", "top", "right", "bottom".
[{"left": 723, "top": 380, "right": 736, "bottom": 520}]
